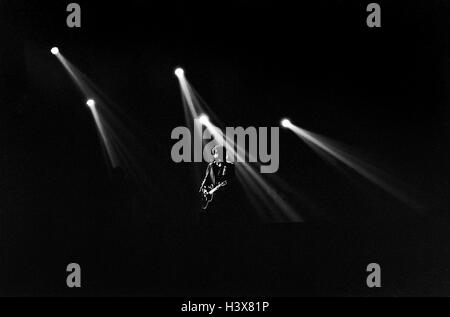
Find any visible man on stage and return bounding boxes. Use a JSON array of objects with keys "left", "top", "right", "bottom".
[{"left": 199, "top": 145, "right": 235, "bottom": 211}]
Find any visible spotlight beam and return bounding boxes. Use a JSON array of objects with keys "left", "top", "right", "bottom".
[
  {"left": 88, "top": 103, "right": 118, "bottom": 168},
  {"left": 52, "top": 52, "right": 119, "bottom": 169},
  {"left": 53, "top": 52, "right": 93, "bottom": 98},
  {"left": 176, "top": 72, "right": 197, "bottom": 118},
  {"left": 284, "top": 122, "right": 421, "bottom": 210}
]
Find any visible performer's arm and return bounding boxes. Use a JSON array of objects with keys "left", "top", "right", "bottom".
[{"left": 199, "top": 164, "right": 211, "bottom": 192}]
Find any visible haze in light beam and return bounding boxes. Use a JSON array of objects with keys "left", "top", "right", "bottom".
[{"left": 285, "top": 122, "right": 423, "bottom": 211}]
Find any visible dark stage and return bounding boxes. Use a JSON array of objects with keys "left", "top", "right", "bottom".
[{"left": 1, "top": 0, "right": 450, "bottom": 297}]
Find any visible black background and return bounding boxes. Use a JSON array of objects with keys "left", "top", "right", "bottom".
[{"left": 1, "top": 0, "right": 450, "bottom": 296}]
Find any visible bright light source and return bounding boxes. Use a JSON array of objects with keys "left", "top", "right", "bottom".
[
  {"left": 51, "top": 47, "right": 59, "bottom": 55},
  {"left": 198, "top": 114, "right": 209, "bottom": 125},
  {"left": 174, "top": 68, "right": 184, "bottom": 77},
  {"left": 281, "top": 118, "right": 292, "bottom": 128},
  {"left": 86, "top": 99, "right": 95, "bottom": 107}
]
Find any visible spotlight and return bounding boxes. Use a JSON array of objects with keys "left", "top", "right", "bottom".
[
  {"left": 174, "top": 67, "right": 184, "bottom": 77},
  {"left": 198, "top": 114, "right": 209, "bottom": 125},
  {"left": 281, "top": 118, "right": 292, "bottom": 128},
  {"left": 86, "top": 99, "right": 95, "bottom": 107},
  {"left": 51, "top": 47, "right": 59, "bottom": 55}
]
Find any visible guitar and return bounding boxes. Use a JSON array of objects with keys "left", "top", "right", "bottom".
[{"left": 200, "top": 181, "right": 228, "bottom": 210}]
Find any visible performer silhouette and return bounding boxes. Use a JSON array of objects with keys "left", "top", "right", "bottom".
[{"left": 199, "top": 145, "right": 234, "bottom": 211}]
